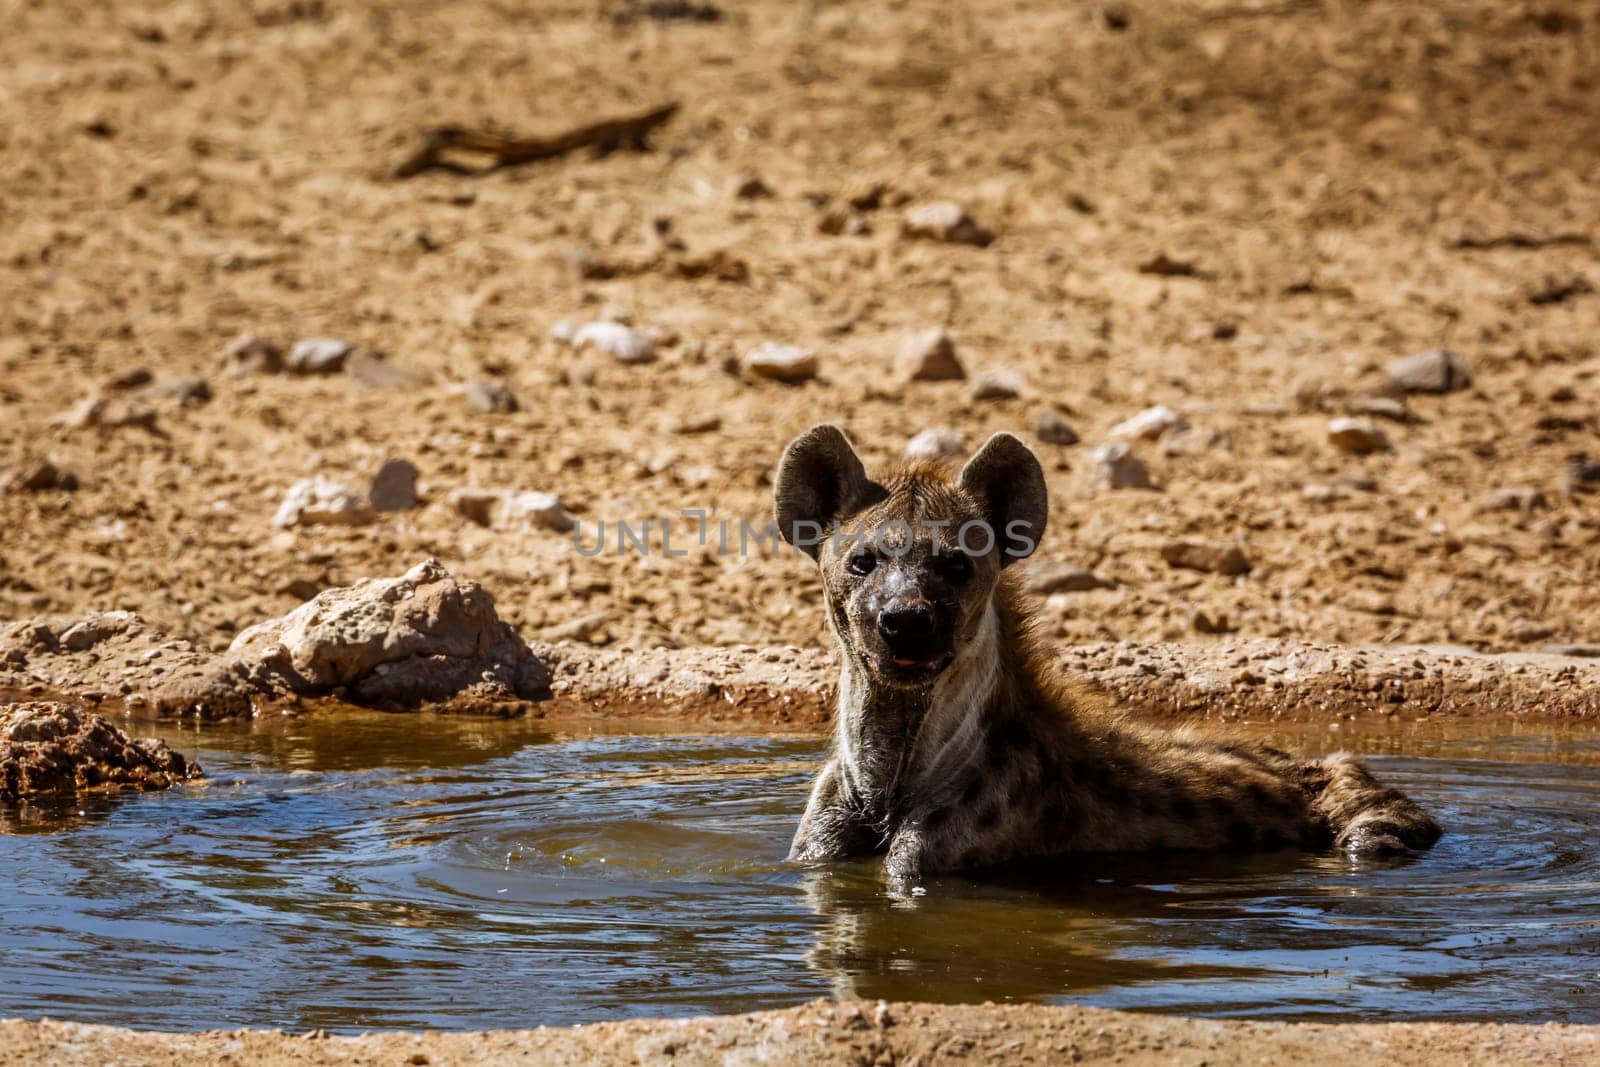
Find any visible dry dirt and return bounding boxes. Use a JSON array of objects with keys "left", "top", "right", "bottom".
[
  {"left": 3, "top": 0, "right": 1599, "bottom": 659},
  {"left": 4, "top": 1000, "right": 1598, "bottom": 1067}
]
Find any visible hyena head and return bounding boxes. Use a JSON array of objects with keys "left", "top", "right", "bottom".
[{"left": 774, "top": 425, "right": 1047, "bottom": 689}]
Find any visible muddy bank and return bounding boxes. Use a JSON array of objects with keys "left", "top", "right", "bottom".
[
  {"left": 4, "top": 612, "right": 1598, "bottom": 725},
  {"left": 3, "top": 1000, "right": 1595, "bottom": 1066},
  {"left": 0, "top": 702, "right": 199, "bottom": 801}
]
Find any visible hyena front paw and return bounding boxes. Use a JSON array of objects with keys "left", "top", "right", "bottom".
[{"left": 1335, "top": 807, "right": 1442, "bottom": 857}]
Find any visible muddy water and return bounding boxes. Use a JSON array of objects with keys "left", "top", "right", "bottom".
[{"left": 1, "top": 713, "right": 1598, "bottom": 1032}]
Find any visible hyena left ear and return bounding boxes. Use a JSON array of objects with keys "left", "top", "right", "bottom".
[
  {"left": 958, "top": 432, "right": 1048, "bottom": 566},
  {"left": 774, "top": 424, "right": 884, "bottom": 560}
]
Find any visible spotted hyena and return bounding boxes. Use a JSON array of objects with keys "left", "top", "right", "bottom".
[{"left": 774, "top": 424, "right": 1441, "bottom": 891}]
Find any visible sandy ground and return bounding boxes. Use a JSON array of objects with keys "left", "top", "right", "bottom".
[
  {"left": 4, "top": 1000, "right": 1598, "bottom": 1066},
  {"left": 3, "top": 0, "right": 1599, "bottom": 658}
]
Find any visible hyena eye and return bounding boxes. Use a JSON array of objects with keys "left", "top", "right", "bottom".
[
  {"left": 847, "top": 552, "right": 877, "bottom": 577},
  {"left": 938, "top": 553, "right": 974, "bottom": 583}
]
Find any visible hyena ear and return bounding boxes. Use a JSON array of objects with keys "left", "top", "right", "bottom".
[
  {"left": 958, "top": 432, "right": 1048, "bottom": 566},
  {"left": 774, "top": 424, "right": 881, "bottom": 560}
]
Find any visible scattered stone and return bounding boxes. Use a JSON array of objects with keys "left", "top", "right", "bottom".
[
  {"left": 1506, "top": 619, "right": 1556, "bottom": 644},
  {"left": 463, "top": 380, "right": 520, "bottom": 414},
  {"left": 1033, "top": 411, "right": 1079, "bottom": 446},
  {"left": 1161, "top": 540, "right": 1252, "bottom": 576},
  {"left": 1137, "top": 252, "right": 1202, "bottom": 277},
  {"left": 901, "top": 201, "right": 994, "bottom": 247},
  {"left": 968, "top": 368, "right": 1025, "bottom": 401},
  {"left": 671, "top": 412, "right": 722, "bottom": 435},
  {"left": 272, "top": 478, "right": 376, "bottom": 529},
  {"left": 220, "top": 333, "right": 283, "bottom": 376},
  {"left": 1110, "top": 405, "right": 1186, "bottom": 441},
  {"left": 1160, "top": 425, "right": 1227, "bottom": 458},
  {"left": 732, "top": 173, "right": 773, "bottom": 199},
  {"left": 369, "top": 459, "right": 420, "bottom": 512},
  {"left": 1027, "top": 564, "right": 1115, "bottom": 594},
  {"left": 1561, "top": 453, "right": 1600, "bottom": 495},
  {"left": 896, "top": 329, "right": 965, "bottom": 382},
  {"left": 541, "top": 614, "right": 608, "bottom": 643},
  {"left": 905, "top": 428, "right": 966, "bottom": 462},
  {"left": 571, "top": 321, "right": 657, "bottom": 365},
  {"left": 1089, "top": 441, "right": 1153, "bottom": 490},
  {"left": 447, "top": 488, "right": 575, "bottom": 531},
  {"left": 1542, "top": 643, "right": 1600, "bottom": 658},
  {"left": 502, "top": 491, "right": 577, "bottom": 533},
  {"left": 1385, "top": 349, "right": 1471, "bottom": 394},
  {"left": 449, "top": 488, "right": 502, "bottom": 527},
  {"left": 139, "top": 376, "right": 211, "bottom": 407},
  {"left": 56, "top": 394, "right": 158, "bottom": 432},
  {"left": 1301, "top": 483, "right": 1347, "bottom": 503},
  {"left": 1346, "top": 395, "right": 1419, "bottom": 423},
  {"left": 1, "top": 702, "right": 201, "bottom": 802},
  {"left": 11, "top": 461, "right": 77, "bottom": 493},
  {"left": 1479, "top": 487, "right": 1548, "bottom": 512},
  {"left": 1192, "top": 610, "right": 1235, "bottom": 635},
  {"left": 1327, "top": 417, "right": 1391, "bottom": 454},
  {"left": 743, "top": 342, "right": 819, "bottom": 384},
  {"left": 818, "top": 206, "right": 870, "bottom": 237},
  {"left": 286, "top": 338, "right": 352, "bottom": 375},
  {"left": 105, "top": 367, "right": 154, "bottom": 391},
  {"left": 1526, "top": 272, "right": 1592, "bottom": 306},
  {"left": 227, "top": 558, "right": 550, "bottom": 708},
  {"left": 345, "top": 348, "right": 414, "bottom": 390}
]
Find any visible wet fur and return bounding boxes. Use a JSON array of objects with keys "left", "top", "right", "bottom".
[{"left": 780, "top": 434, "right": 1442, "bottom": 890}]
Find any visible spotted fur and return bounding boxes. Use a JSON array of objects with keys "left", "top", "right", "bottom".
[{"left": 776, "top": 425, "right": 1441, "bottom": 890}]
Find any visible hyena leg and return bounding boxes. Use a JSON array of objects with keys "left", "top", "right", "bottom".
[
  {"left": 1314, "top": 753, "right": 1442, "bottom": 856},
  {"left": 789, "top": 759, "right": 878, "bottom": 863}
]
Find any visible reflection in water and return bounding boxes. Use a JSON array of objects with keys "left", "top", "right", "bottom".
[{"left": 0, "top": 713, "right": 1598, "bottom": 1031}]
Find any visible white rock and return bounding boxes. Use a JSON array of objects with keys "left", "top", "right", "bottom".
[
  {"left": 743, "top": 342, "right": 819, "bottom": 383},
  {"left": 286, "top": 338, "right": 351, "bottom": 375},
  {"left": 1327, "top": 417, "right": 1392, "bottom": 455},
  {"left": 502, "top": 491, "right": 577, "bottom": 532},
  {"left": 447, "top": 488, "right": 575, "bottom": 532},
  {"left": 902, "top": 201, "right": 994, "bottom": 247},
  {"left": 1110, "top": 405, "right": 1187, "bottom": 442},
  {"left": 905, "top": 428, "right": 965, "bottom": 462},
  {"left": 1385, "top": 349, "right": 1470, "bottom": 394},
  {"left": 1090, "top": 441, "right": 1154, "bottom": 491},
  {"left": 273, "top": 478, "right": 375, "bottom": 528},
  {"left": 572, "top": 321, "right": 657, "bottom": 365}
]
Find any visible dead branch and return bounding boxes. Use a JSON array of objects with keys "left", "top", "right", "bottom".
[{"left": 392, "top": 103, "right": 680, "bottom": 179}]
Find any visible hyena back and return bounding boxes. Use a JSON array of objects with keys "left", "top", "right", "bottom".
[{"left": 774, "top": 424, "right": 1441, "bottom": 890}]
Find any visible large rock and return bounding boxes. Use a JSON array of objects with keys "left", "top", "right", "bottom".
[
  {"left": 1, "top": 702, "right": 200, "bottom": 801},
  {"left": 227, "top": 559, "right": 551, "bottom": 708}
]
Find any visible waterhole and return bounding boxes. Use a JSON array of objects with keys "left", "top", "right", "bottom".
[{"left": 1, "top": 713, "right": 1597, "bottom": 1031}]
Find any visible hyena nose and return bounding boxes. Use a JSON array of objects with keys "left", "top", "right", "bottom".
[{"left": 877, "top": 603, "right": 938, "bottom": 656}]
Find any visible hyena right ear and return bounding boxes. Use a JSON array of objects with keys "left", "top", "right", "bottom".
[{"left": 774, "top": 424, "right": 881, "bottom": 560}]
